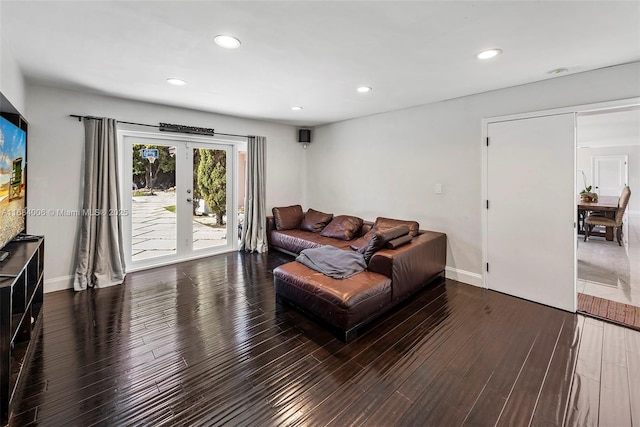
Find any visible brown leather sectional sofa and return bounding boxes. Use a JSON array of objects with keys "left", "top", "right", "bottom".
[{"left": 269, "top": 205, "right": 447, "bottom": 341}]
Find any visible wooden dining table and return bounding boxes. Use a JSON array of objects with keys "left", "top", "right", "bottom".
[{"left": 577, "top": 195, "right": 619, "bottom": 241}]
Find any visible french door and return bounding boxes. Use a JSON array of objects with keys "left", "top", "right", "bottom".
[{"left": 121, "top": 132, "right": 237, "bottom": 270}]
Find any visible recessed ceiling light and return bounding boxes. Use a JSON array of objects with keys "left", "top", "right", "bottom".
[
  {"left": 548, "top": 68, "right": 569, "bottom": 75},
  {"left": 357, "top": 86, "right": 372, "bottom": 93},
  {"left": 166, "top": 78, "right": 186, "bottom": 86},
  {"left": 291, "top": 106, "right": 303, "bottom": 111},
  {"left": 214, "top": 35, "right": 241, "bottom": 49},
  {"left": 477, "top": 49, "right": 502, "bottom": 59}
]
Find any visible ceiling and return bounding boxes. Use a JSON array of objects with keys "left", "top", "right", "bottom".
[
  {"left": 578, "top": 107, "right": 640, "bottom": 148},
  {"left": 1, "top": 1, "right": 639, "bottom": 127}
]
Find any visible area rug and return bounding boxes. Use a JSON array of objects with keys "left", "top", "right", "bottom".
[{"left": 578, "top": 293, "right": 640, "bottom": 330}]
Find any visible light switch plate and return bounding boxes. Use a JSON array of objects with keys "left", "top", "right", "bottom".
[{"left": 435, "top": 183, "right": 443, "bottom": 194}]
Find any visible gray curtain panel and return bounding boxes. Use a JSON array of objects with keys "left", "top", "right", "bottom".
[
  {"left": 73, "top": 118, "right": 126, "bottom": 291},
  {"left": 240, "top": 135, "right": 268, "bottom": 253}
]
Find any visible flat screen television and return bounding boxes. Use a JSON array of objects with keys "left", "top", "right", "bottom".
[{"left": 0, "top": 115, "right": 27, "bottom": 259}]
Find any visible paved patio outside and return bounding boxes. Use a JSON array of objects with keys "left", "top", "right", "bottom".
[{"left": 131, "top": 190, "right": 227, "bottom": 261}]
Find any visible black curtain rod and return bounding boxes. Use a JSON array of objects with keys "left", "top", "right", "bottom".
[{"left": 69, "top": 114, "right": 250, "bottom": 139}]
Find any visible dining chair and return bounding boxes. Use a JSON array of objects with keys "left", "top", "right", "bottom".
[{"left": 584, "top": 186, "right": 631, "bottom": 246}]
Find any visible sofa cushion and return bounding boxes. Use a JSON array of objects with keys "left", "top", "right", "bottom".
[
  {"left": 273, "top": 205, "right": 304, "bottom": 230},
  {"left": 320, "top": 215, "right": 364, "bottom": 241},
  {"left": 386, "top": 234, "right": 413, "bottom": 249},
  {"left": 362, "top": 225, "right": 410, "bottom": 262},
  {"left": 349, "top": 231, "right": 375, "bottom": 252},
  {"left": 273, "top": 261, "right": 392, "bottom": 330},
  {"left": 373, "top": 217, "right": 420, "bottom": 237},
  {"left": 350, "top": 217, "right": 419, "bottom": 251},
  {"left": 300, "top": 208, "right": 333, "bottom": 233},
  {"left": 270, "top": 229, "right": 353, "bottom": 254}
]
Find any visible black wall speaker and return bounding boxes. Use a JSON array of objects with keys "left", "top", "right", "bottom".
[{"left": 298, "top": 129, "right": 311, "bottom": 143}]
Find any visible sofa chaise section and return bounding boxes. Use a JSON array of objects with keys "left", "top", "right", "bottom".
[{"left": 268, "top": 206, "right": 447, "bottom": 341}]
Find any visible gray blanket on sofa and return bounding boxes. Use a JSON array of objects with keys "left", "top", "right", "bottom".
[{"left": 296, "top": 245, "right": 367, "bottom": 279}]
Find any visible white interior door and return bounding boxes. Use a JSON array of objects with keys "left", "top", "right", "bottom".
[
  {"left": 486, "top": 113, "right": 576, "bottom": 312},
  {"left": 592, "top": 155, "right": 628, "bottom": 196}
]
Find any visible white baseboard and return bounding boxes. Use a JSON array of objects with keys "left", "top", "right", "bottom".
[
  {"left": 45, "top": 275, "right": 73, "bottom": 293},
  {"left": 445, "top": 266, "right": 484, "bottom": 288}
]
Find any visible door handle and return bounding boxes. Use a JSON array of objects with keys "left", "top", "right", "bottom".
[{"left": 186, "top": 198, "right": 192, "bottom": 203}]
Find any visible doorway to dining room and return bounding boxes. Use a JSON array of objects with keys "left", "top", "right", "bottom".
[
  {"left": 576, "top": 106, "right": 640, "bottom": 321},
  {"left": 482, "top": 99, "right": 639, "bottom": 326}
]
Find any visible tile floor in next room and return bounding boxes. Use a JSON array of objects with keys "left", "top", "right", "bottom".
[{"left": 578, "top": 212, "right": 640, "bottom": 308}]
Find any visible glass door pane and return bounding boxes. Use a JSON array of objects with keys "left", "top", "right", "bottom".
[
  {"left": 191, "top": 146, "right": 230, "bottom": 251},
  {"left": 131, "top": 142, "right": 177, "bottom": 261}
]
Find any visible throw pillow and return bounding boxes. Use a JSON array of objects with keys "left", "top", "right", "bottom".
[
  {"left": 373, "top": 217, "right": 420, "bottom": 237},
  {"left": 272, "top": 205, "right": 304, "bottom": 230},
  {"left": 361, "top": 225, "right": 410, "bottom": 262},
  {"left": 320, "top": 215, "right": 364, "bottom": 241},
  {"left": 299, "top": 208, "right": 333, "bottom": 233},
  {"left": 386, "top": 234, "right": 413, "bottom": 249},
  {"left": 350, "top": 227, "right": 377, "bottom": 251}
]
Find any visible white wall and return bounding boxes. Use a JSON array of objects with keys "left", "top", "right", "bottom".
[
  {"left": 306, "top": 62, "right": 640, "bottom": 286},
  {"left": 25, "top": 84, "right": 303, "bottom": 292},
  {"left": 0, "top": 38, "right": 26, "bottom": 114}
]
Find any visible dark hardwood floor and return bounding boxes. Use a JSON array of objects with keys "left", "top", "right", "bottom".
[{"left": 8, "top": 251, "right": 640, "bottom": 426}]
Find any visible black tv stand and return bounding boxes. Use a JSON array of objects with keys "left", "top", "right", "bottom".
[
  {"left": 0, "top": 238, "right": 44, "bottom": 425},
  {"left": 12, "top": 234, "right": 42, "bottom": 243},
  {"left": 0, "top": 251, "right": 8, "bottom": 262}
]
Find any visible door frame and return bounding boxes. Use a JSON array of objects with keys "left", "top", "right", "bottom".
[
  {"left": 118, "top": 128, "right": 244, "bottom": 273},
  {"left": 481, "top": 97, "right": 640, "bottom": 312}
]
